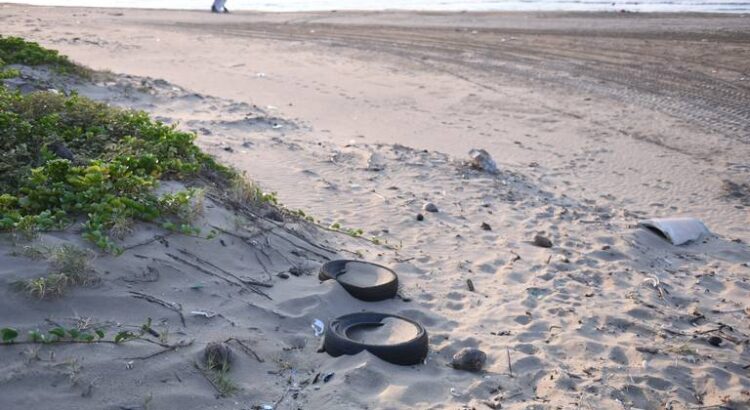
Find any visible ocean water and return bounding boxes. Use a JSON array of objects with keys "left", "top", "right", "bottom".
[{"left": 5, "top": 0, "right": 750, "bottom": 13}]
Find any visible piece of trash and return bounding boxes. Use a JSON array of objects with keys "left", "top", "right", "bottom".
[
  {"left": 256, "top": 72, "right": 266, "bottom": 78},
  {"left": 125, "top": 360, "right": 134, "bottom": 370},
  {"left": 468, "top": 148, "right": 499, "bottom": 174},
  {"left": 189, "top": 283, "right": 204, "bottom": 290},
  {"left": 639, "top": 217, "right": 710, "bottom": 245},
  {"left": 312, "top": 319, "right": 325, "bottom": 336},
  {"left": 322, "top": 372, "right": 334, "bottom": 383},
  {"left": 191, "top": 310, "right": 217, "bottom": 318},
  {"left": 272, "top": 123, "right": 283, "bottom": 129},
  {"left": 260, "top": 405, "right": 274, "bottom": 410}
]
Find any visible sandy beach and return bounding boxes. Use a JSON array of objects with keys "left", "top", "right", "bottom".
[{"left": 1, "top": 4, "right": 750, "bottom": 410}]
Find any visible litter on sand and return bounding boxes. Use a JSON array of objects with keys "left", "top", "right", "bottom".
[
  {"left": 312, "top": 319, "right": 325, "bottom": 336},
  {"left": 639, "top": 217, "right": 710, "bottom": 245},
  {"left": 191, "top": 310, "right": 217, "bottom": 318}
]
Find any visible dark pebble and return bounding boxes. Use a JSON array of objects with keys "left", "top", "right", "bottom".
[
  {"left": 422, "top": 202, "right": 439, "bottom": 213},
  {"left": 707, "top": 336, "right": 722, "bottom": 347},
  {"left": 481, "top": 222, "right": 492, "bottom": 231},
  {"left": 451, "top": 348, "right": 487, "bottom": 372},
  {"left": 263, "top": 209, "right": 284, "bottom": 222},
  {"left": 49, "top": 141, "right": 75, "bottom": 161},
  {"left": 277, "top": 272, "right": 290, "bottom": 279},
  {"left": 533, "top": 234, "right": 553, "bottom": 248},
  {"left": 416, "top": 213, "right": 424, "bottom": 221}
]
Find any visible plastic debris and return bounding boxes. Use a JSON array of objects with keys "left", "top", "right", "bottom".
[
  {"left": 312, "top": 319, "right": 325, "bottom": 336},
  {"left": 191, "top": 310, "right": 217, "bottom": 318},
  {"left": 639, "top": 217, "right": 710, "bottom": 245},
  {"left": 468, "top": 148, "right": 499, "bottom": 174}
]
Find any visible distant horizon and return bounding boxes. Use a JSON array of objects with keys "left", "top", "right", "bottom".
[{"left": 3, "top": 0, "right": 750, "bottom": 13}]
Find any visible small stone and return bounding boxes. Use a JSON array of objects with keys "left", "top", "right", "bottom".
[
  {"left": 422, "top": 202, "right": 438, "bottom": 213},
  {"left": 223, "top": 146, "right": 234, "bottom": 152},
  {"left": 263, "top": 209, "right": 284, "bottom": 222},
  {"left": 48, "top": 141, "right": 75, "bottom": 161},
  {"left": 416, "top": 213, "right": 424, "bottom": 221},
  {"left": 533, "top": 235, "right": 553, "bottom": 248},
  {"left": 204, "top": 342, "right": 232, "bottom": 370},
  {"left": 277, "top": 272, "right": 290, "bottom": 279},
  {"left": 707, "top": 336, "right": 722, "bottom": 347},
  {"left": 366, "top": 152, "right": 385, "bottom": 171},
  {"left": 468, "top": 148, "right": 499, "bottom": 174},
  {"left": 451, "top": 348, "right": 487, "bottom": 372},
  {"left": 481, "top": 222, "right": 492, "bottom": 231}
]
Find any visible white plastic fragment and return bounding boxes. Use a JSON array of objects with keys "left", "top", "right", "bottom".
[
  {"left": 191, "top": 310, "right": 217, "bottom": 318},
  {"left": 639, "top": 217, "right": 710, "bottom": 246},
  {"left": 312, "top": 319, "right": 325, "bottom": 336}
]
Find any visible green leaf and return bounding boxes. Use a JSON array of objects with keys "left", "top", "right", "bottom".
[
  {"left": 95, "top": 329, "right": 105, "bottom": 339},
  {"left": 78, "top": 333, "right": 94, "bottom": 342},
  {"left": 67, "top": 328, "right": 80, "bottom": 339},
  {"left": 1, "top": 327, "right": 19, "bottom": 343},
  {"left": 141, "top": 317, "right": 153, "bottom": 333},
  {"left": 48, "top": 327, "right": 66, "bottom": 339},
  {"left": 114, "top": 330, "right": 135, "bottom": 344},
  {"left": 28, "top": 330, "right": 42, "bottom": 343}
]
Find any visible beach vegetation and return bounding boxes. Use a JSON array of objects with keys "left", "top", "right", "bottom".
[
  {"left": 0, "top": 38, "right": 234, "bottom": 253},
  {"left": 0, "top": 35, "right": 91, "bottom": 78},
  {"left": 0, "top": 318, "right": 160, "bottom": 345},
  {"left": 14, "top": 244, "right": 97, "bottom": 298}
]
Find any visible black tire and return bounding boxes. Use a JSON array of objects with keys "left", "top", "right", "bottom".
[
  {"left": 323, "top": 312, "right": 428, "bottom": 366},
  {"left": 319, "top": 260, "right": 398, "bottom": 302}
]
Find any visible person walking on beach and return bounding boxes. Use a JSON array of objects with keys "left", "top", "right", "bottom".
[{"left": 211, "top": 0, "right": 228, "bottom": 13}]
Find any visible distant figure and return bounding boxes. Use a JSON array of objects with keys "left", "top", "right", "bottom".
[{"left": 211, "top": 0, "right": 228, "bottom": 13}]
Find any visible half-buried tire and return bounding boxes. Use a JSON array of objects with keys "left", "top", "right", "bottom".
[
  {"left": 323, "top": 312, "right": 428, "bottom": 366},
  {"left": 319, "top": 260, "right": 398, "bottom": 301}
]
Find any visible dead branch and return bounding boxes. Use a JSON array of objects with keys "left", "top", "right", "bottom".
[
  {"left": 128, "top": 291, "right": 186, "bottom": 327},
  {"left": 121, "top": 339, "right": 194, "bottom": 360},
  {"left": 225, "top": 337, "right": 264, "bottom": 362}
]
